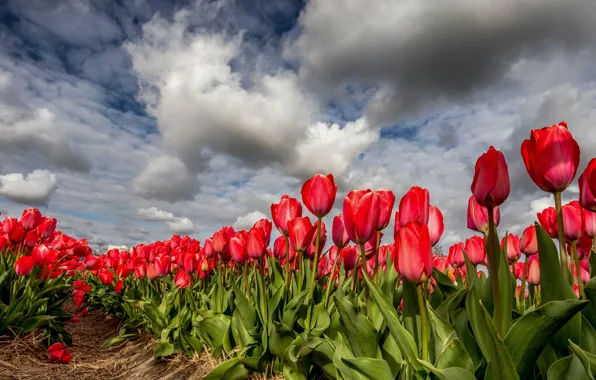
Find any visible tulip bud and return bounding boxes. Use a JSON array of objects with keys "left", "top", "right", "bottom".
[
  {"left": 301, "top": 174, "right": 337, "bottom": 218},
  {"left": 561, "top": 201, "right": 584, "bottom": 242},
  {"left": 376, "top": 190, "right": 396, "bottom": 230},
  {"left": 332, "top": 214, "right": 350, "bottom": 248},
  {"left": 246, "top": 227, "right": 266, "bottom": 260},
  {"left": 467, "top": 196, "right": 500, "bottom": 235},
  {"left": 583, "top": 208, "right": 596, "bottom": 238},
  {"left": 394, "top": 222, "right": 433, "bottom": 284},
  {"left": 99, "top": 268, "right": 114, "bottom": 285},
  {"left": 398, "top": 186, "right": 430, "bottom": 226},
  {"left": 448, "top": 242, "right": 465, "bottom": 268},
  {"left": 175, "top": 269, "right": 191, "bottom": 289},
  {"left": 579, "top": 158, "right": 596, "bottom": 211},
  {"left": 501, "top": 233, "right": 521, "bottom": 264},
  {"left": 341, "top": 246, "right": 358, "bottom": 272},
  {"left": 465, "top": 236, "right": 487, "bottom": 266},
  {"left": 471, "top": 146, "right": 510, "bottom": 208},
  {"left": 15, "top": 255, "right": 35, "bottom": 276},
  {"left": 287, "top": 217, "right": 317, "bottom": 253},
  {"left": 527, "top": 256, "right": 540, "bottom": 285},
  {"left": 537, "top": 207, "right": 558, "bottom": 239},
  {"left": 428, "top": 205, "right": 444, "bottom": 246},
  {"left": 21, "top": 208, "right": 42, "bottom": 231},
  {"left": 114, "top": 280, "right": 124, "bottom": 293},
  {"left": 520, "top": 225, "right": 538, "bottom": 255},
  {"left": 271, "top": 195, "right": 302, "bottom": 235},
  {"left": 343, "top": 190, "right": 381, "bottom": 244}
]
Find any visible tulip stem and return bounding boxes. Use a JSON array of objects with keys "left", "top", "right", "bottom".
[
  {"left": 554, "top": 192, "right": 570, "bottom": 282},
  {"left": 284, "top": 235, "right": 291, "bottom": 303},
  {"left": 243, "top": 262, "right": 249, "bottom": 298},
  {"left": 307, "top": 217, "right": 323, "bottom": 303},
  {"left": 487, "top": 207, "right": 502, "bottom": 337},
  {"left": 324, "top": 253, "right": 340, "bottom": 308},
  {"left": 571, "top": 241, "right": 585, "bottom": 299},
  {"left": 416, "top": 282, "right": 429, "bottom": 361},
  {"left": 520, "top": 255, "right": 529, "bottom": 314},
  {"left": 177, "top": 288, "right": 182, "bottom": 349},
  {"left": 374, "top": 231, "right": 381, "bottom": 283},
  {"left": 359, "top": 244, "right": 373, "bottom": 321}
]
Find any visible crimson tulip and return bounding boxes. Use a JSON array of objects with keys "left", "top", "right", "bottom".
[
  {"left": 428, "top": 205, "right": 444, "bottom": 246},
  {"left": 471, "top": 146, "right": 510, "bottom": 208},
  {"left": 521, "top": 121, "right": 580, "bottom": 193},
  {"left": 21, "top": 208, "right": 42, "bottom": 231},
  {"left": 561, "top": 200, "right": 584, "bottom": 242},
  {"left": 271, "top": 195, "right": 302, "bottom": 235},
  {"left": 246, "top": 227, "right": 266, "bottom": 259},
  {"left": 342, "top": 246, "right": 358, "bottom": 272},
  {"left": 301, "top": 174, "right": 337, "bottom": 218},
  {"left": 465, "top": 236, "right": 487, "bottom": 266},
  {"left": 520, "top": 225, "right": 538, "bottom": 255},
  {"left": 48, "top": 343, "right": 72, "bottom": 364},
  {"left": 114, "top": 280, "right": 124, "bottom": 293},
  {"left": 343, "top": 190, "right": 380, "bottom": 244},
  {"left": 467, "top": 195, "right": 500, "bottom": 235},
  {"left": 448, "top": 242, "right": 466, "bottom": 268},
  {"left": 99, "top": 268, "right": 113, "bottom": 285},
  {"left": 175, "top": 269, "right": 191, "bottom": 289},
  {"left": 306, "top": 221, "right": 326, "bottom": 259},
  {"left": 527, "top": 256, "right": 540, "bottom": 285},
  {"left": 376, "top": 190, "right": 395, "bottom": 230},
  {"left": 500, "top": 233, "right": 521, "bottom": 264},
  {"left": 229, "top": 232, "right": 247, "bottom": 263},
  {"left": 398, "top": 186, "right": 429, "bottom": 226},
  {"left": 253, "top": 219, "right": 272, "bottom": 247},
  {"left": 570, "top": 234, "right": 592, "bottom": 260},
  {"left": 332, "top": 214, "right": 350, "bottom": 248},
  {"left": 15, "top": 255, "right": 34, "bottom": 276},
  {"left": 579, "top": 158, "right": 596, "bottom": 211},
  {"left": 394, "top": 222, "right": 433, "bottom": 284},
  {"left": 287, "top": 217, "right": 316, "bottom": 252},
  {"left": 202, "top": 238, "right": 215, "bottom": 258},
  {"left": 537, "top": 207, "right": 558, "bottom": 239},
  {"left": 583, "top": 208, "right": 596, "bottom": 238}
]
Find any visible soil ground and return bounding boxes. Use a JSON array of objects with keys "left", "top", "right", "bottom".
[{"left": 0, "top": 304, "right": 278, "bottom": 380}]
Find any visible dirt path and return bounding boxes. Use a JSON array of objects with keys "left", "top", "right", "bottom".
[{"left": 0, "top": 306, "right": 219, "bottom": 380}]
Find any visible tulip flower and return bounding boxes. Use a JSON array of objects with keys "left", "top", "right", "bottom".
[
  {"left": 376, "top": 190, "right": 396, "bottom": 230},
  {"left": 36, "top": 217, "right": 57, "bottom": 239},
  {"left": 428, "top": 205, "right": 444, "bottom": 246},
  {"left": 527, "top": 256, "right": 540, "bottom": 285},
  {"left": 521, "top": 121, "right": 580, "bottom": 193},
  {"left": 229, "top": 232, "right": 247, "bottom": 263},
  {"left": 301, "top": 174, "right": 337, "bottom": 218},
  {"left": 287, "top": 217, "right": 316, "bottom": 253},
  {"left": 579, "top": 158, "right": 596, "bottom": 211},
  {"left": 175, "top": 269, "right": 191, "bottom": 289},
  {"left": 21, "top": 208, "right": 42, "bottom": 231},
  {"left": 99, "top": 268, "right": 114, "bottom": 285},
  {"left": 341, "top": 246, "right": 358, "bottom": 272},
  {"left": 501, "top": 233, "right": 521, "bottom": 264},
  {"left": 514, "top": 262, "right": 525, "bottom": 280},
  {"left": 465, "top": 236, "right": 487, "bottom": 266},
  {"left": 520, "top": 225, "right": 538, "bottom": 255},
  {"left": 561, "top": 200, "right": 584, "bottom": 242},
  {"left": 467, "top": 196, "right": 501, "bottom": 236},
  {"left": 448, "top": 242, "right": 466, "bottom": 269},
  {"left": 253, "top": 219, "right": 272, "bottom": 247},
  {"left": 394, "top": 222, "right": 433, "bottom": 284},
  {"left": 583, "top": 207, "right": 596, "bottom": 237},
  {"left": 271, "top": 195, "right": 302, "bottom": 235},
  {"left": 15, "top": 255, "right": 34, "bottom": 276},
  {"left": 306, "top": 221, "right": 327, "bottom": 259},
  {"left": 48, "top": 343, "right": 72, "bottom": 364},
  {"left": 471, "top": 146, "right": 510, "bottom": 208},
  {"left": 343, "top": 190, "right": 381, "bottom": 245},
  {"left": 398, "top": 186, "right": 430, "bottom": 226},
  {"left": 114, "top": 280, "right": 124, "bottom": 294},
  {"left": 246, "top": 227, "right": 266, "bottom": 260},
  {"left": 569, "top": 234, "right": 592, "bottom": 261},
  {"left": 202, "top": 238, "right": 215, "bottom": 258},
  {"left": 332, "top": 214, "right": 350, "bottom": 248},
  {"left": 537, "top": 207, "right": 558, "bottom": 239}
]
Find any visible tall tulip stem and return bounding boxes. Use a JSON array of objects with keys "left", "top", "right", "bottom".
[
  {"left": 487, "top": 206, "right": 502, "bottom": 337},
  {"left": 374, "top": 231, "right": 381, "bottom": 283},
  {"left": 571, "top": 241, "right": 585, "bottom": 299},
  {"left": 520, "top": 255, "right": 529, "bottom": 314},
  {"left": 416, "top": 282, "right": 429, "bottom": 361},
  {"left": 324, "top": 252, "right": 340, "bottom": 308},
  {"left": 359, "top": 244, "right": 373, "bottom": 321},
  {"left": 284, "top": 235, "right": 291, "bottom": 301},
  {"left": 554, "top": 192, "right": 569, "bottom": 281},
  {"left": 308, "top": 217, "right": 323, "bottom": 302},
  {"left": 177, "top": 288, "right": 182, "bottom": 349}
]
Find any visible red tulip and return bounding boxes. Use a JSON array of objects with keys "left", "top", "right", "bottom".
[
  {"left": 15, "top": 255, "right": 34, "bottom": 276},
  {"left": 183, "top": 253, "right": 197, "bottom": 273},
  {"left": 99, "top": 268, "right": 114, "bottom": 285},
  {"left": 306, "top": 221, "right": 326, "bottom": 259},
  {"left": 272, "top": 235, "right": 295, "bottom": 262},
  {"left": 288, "top": 217, "right": 316, "bottom": 253},
  {"left": 448, "top": 242, "right": 466, "bottom": 268},
  {"left": 202, "top": 238, "right": 215, "bottom": 258},
  {"left": 428, "top": 205, "right": 444, "bottom": 246},
  {"left": 175, "top": 269, "right": 191, "bottom": 289},
  {"left": 398, "top": 186, "right": 430, "bottom": 226},
  {"left": 376, "top": 190, "right": 395, "bottom": 230},
  {"left": 393, "top": 211, "right": 401, "bottom": 240},
  {"left": 584, "top": 208, "right": 596, "bottom": 238},
  {"left": 514, "top": 262, "right": 525, "bottom": 280},
  {"left": 301, "top": 174, "right": 337, "bottom": 218},
  {"left": 229, "top": 232, "right": 247, "bottom": 263},
  {"left": 36, "top": 217, "right": 57, "bottom": 240},
  {"left": 24, "top": 230, "right": 39, "bottom": 248},
  {"left": 246, "top": 227, "right": 266, "bottom": 259},
  {"left": 7, "top": 222, "right": 25, "bottom": 244},
  {"left": 341, "top": 246, "right": 358, "bottom": 272},
  {"left": 271, "top": 195, "right": 302, "bottom": 235},
  {"left": 537, "top": 207, "right": 558, "bottom": 239},
  {"left": 21, "top": 208, "right": 42, "bottom": 231},
  {"left": 134, "top": 264, "right": 146, "bottom": 279},
  {"left": 527, "top": 256, "right": 540, "bottom": 285},
  {"left": 500, "top": 233, "right": 521, "bottom": 264},
  {"left": 433, "top": 255, "right": 449, "bottom": 273},
  {"left": 579, "top": 158, "right": 596, "bottom": 211},
  {"left": 363, "top": 232, "right": 381, "bottom": 260},
  {"left": 465, "top": 236, "right": 487, "bottom": 266},
  {"left": 561, "top": 201, "right": 584, "bottom": 242},
  {"left": 521, "top": 121, "right": 580, "bottom": 193},
  {"left": 147, "top": 263, "right": 159, "bottom": 279},
  {"left": 332, "top": 214, "right": 350, "bottom": 248},
  {"left": 253, "top": 219, "right": 272, "bottom": 247},
  {"left": 48, "top": 343, "right": 72, "bottom": 364},
  {"left": 343, "top": 190, "right": 380, "bottom": 244},
  {"left": 394, "top": 222, "right": 433, "bottom": 284},
  {"left": 0, "top": 235, "right": 7, "bottom": 251},
  {"left": 114, "top": 280, "right": 124, "bottom": 294},
  {"left": 570, "top": 235, "right": 593, "bottom": 261},
  {"left": 467, "top": 196, "right": 500, "bottom": 235},
  {"left": 520, "top": 225, "right": 538, "bottom": 255},
  {"left": 72, "top": 289, "right": 85, "bottom": 309},
  {"left": 116, "top": 265, "right": 131, "bottom": 279},
  {"left": 471, "top": 146, "right": 510, "bottom": 208}
]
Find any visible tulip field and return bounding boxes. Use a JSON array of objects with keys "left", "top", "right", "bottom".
[{"left": 3, "top": 121, "right": 596, "bottom": 379}]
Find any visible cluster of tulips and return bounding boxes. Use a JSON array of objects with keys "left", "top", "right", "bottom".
[
  {"left": 6, "top": 121, "right": 596, "bottom": 378},
  {"left": 1, "top": 208, "right": 93, "bottom": 363}
]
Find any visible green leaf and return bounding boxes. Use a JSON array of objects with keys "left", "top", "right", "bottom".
[
  {"left": 361, "top": 272, "right": 422, "bottom": 372},
  {"left": 432, "top": 268, "right": 458, "bottom": 296},
  {"left": 583, "top": 277, "right": 596, "bottom": 329},
  {"left": 436, "top": 288, "right": 469, "bottom": 321},
  {"left": 283, "top": 290, "right": 309, "bottom": 328},
  {"left": 427, "top": 304, "right": 473, "bottom": 371},
  {"left": 496, "top": 236, "right": 513, "bottom": 336},
  {"left": 581, "top": 314, "right": 596, "bottom": 355},
  {"left": 204, "top": 357, "right": 248, "bottom": 380},
  {"left": 195, "top": 314, "right": 231, "bottom": 350},
  {"left": 568, "top": 341, "right": 595, "bottom": 379},
  {"left": 547, "top": 355, "right": 592, "bottom": 380},
  {"left": 334, "top": 295, "right": 379, "bottom": 358},
  {"left": 333, "top": 334, "right": 393, "bottom": 380},
  {"left": 100, "top": 334, "right": 137, "bottom": 349},
  {"left": 466, "top": 285, "right": 519, "bottom": 380},
  {"left": 401, "top": 280, "right": 421, "bottom": 345},
  {"left": 20, "top": 315, "right": 55, "bottom": 333},
  {"left": 153, "top": 341, "right": 175, "bottom": 358},
  {"left": 418, "top": 360, "right": 477, "bottom": 380},
  {"left": 504, "top": 299, "right": 588, "bottom": 379}
]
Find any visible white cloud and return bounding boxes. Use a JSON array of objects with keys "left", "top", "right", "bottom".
[
  {"left": 137, "top": 207, "right": 176, "bottom": 221},
  {"left": 0, "top": 170, "right": 57, "bottom": 205},
  {"left": 167, "top": 217, "right": 195, "bottom": 234},
  {"left": 232, "top": 211, "right": 268, "bottom": 231}
]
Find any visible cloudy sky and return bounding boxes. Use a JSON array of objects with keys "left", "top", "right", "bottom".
[{"left": 1, "top": 0, "right": 596, "bottom": 250}]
